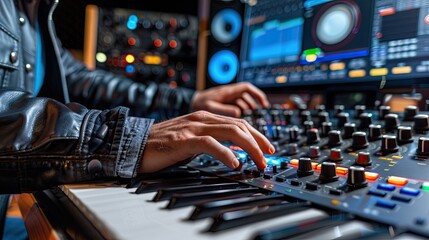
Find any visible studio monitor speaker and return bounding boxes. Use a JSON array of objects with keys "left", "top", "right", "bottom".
[{"left": 198, "top": 0, "right": 244, "bottom": 89}]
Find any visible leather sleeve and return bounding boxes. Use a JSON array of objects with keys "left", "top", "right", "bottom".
[
  {"left": 0, "top": 89, "right": 153, "bottom": 193},
  {"left": 60, "top": 47, "right": 196, "bottom": 120}
]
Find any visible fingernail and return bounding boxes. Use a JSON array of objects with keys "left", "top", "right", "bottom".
[
  {"left": 257, "top": 162, "right": 267, "bottom": 171},
  {"left": 232, "top": 158, "right": 240, "bottom": 169},
  {"left": 269, "top": 145, "right": 275, "bottom": 154}
]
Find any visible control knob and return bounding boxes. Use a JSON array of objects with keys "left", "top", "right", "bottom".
[
  {"left": 288, "top": 126, "right": 300, "bottom": 142},
  {"left": 414, "top": 114, "right": 429, "bottom": 133},
  {"left": 403, "top": 106, "right": 418, "bottom": 121},
  {"left": 359, "top": 112, "right": 372, "bottom": 129},
  {"left": 352, "top": 131, "right": 369, "bottom": 149},
  {"left": 318, "top": 111, "right": 330, "bottom": 125},
  {"left": 397, "top": 126, "right": 413, "bottom": 143},
  {"left": 306, "top": 128, "right": 320, "bottom": 145},
  {"left": 384, "top": 113, "right": 399, "bottom": 132},
  {"left": 307, "top": 146, "right": 320, "bottom": 158},
  {"left": 379, "top": 105, "right": 391, "bottom": 120},
  {"left": 417, "top": 137, "right": 429, "bottom": 155},
  {"left": 328, "top": 130, "right": 342, "bottom": 147},
  {"left": 369, "top": 124, "right": 382, "bottom": 141},
  {"left": 336, "top": 112, "right": 349, "bottom": 128},
  {"left": 321, "top": 122, "right": 332, "bottom": 137},
  {"left": 300, "top": 111, "right": 311, "bottom": 125},
  {"left": 329, "top": 148, "right": 343, "bottom": 162},
  {"left": 354, "top": 105, "right": 366, "bottom": 119},
  {"left": 319, "top": 162, "right": 339, "bottom": 183},
  {"left": 343, "top": 122, "right": 356, "bottom": 139},
  {"left": 297, "top": 158, "right": 314, "bottom": 177},
  {"left": 380, "top": 135, "right": 399, "bottom": 153},
  {"left": 283, "top": 110, "right": 293, "bottom": 124},
  {"left": 347, "top": 166, "right": 368, "bottom": 188},
  {"left": 355, "top": 152, "right": 372, "bottom": 166},
  {"left": 334, "top": 105, "right": 344, "bottom": 116}
]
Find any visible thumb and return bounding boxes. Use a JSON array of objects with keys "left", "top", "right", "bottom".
[{"left": 206, "top": 101, "right": 241, "bottom": 117}]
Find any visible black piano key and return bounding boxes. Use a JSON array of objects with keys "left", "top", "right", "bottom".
[
  {"left": 166, "top": 188, "right": 261, "bottom": 209},
  {"left": 288, "top": 220, "right": 377, "bottom": 240},
  {"left": 189, "top": 195, "right": 285, "bottom": 220},
  {"left": 127, "top": 166, "right": 201, "bottom": 188},
  {"left": 152, "top": 183, "right": 240, "bottom": 202},
  {"left": 253, "top": 214, "right": 350, "bottom": 240},
  {"left": 208, "top": 202, "right": 311, "bottom": 232},
  {"left": 135, "top": 176, "right": 221, "bottom": 194}
]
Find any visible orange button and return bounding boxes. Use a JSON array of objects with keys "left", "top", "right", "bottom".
[
  {"left": 336, "top": 167, "right": 348, "bottom": 175},
  {"left": 365, "top": 172, "right": 380, "bottom": 181},
  {"left": 311, "top": 162, "right": 319, "bottom": 170},
  {"left": 290, "top": 159, "right": 299, "bottom": 166},
  {"left": 387, "top": 176, "right": 408, "bottom": 186}
]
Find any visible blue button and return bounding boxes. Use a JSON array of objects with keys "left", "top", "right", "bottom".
[
  {"left": 376, "top": 199, "right": 397, "bottom": 209},
  {"left": 368, "top": 189, "right": 387, "bottom": 197},
  {"left": 377, "top": 183, "right": 395, "bottom": 191},
  {"left": 400, "top": 187, "right": 420, "bottom": 196},
  {"left": 391, "top": 194, "right": 411, "bottom": 203}
]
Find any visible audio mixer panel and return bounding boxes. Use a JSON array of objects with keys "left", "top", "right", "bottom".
[
  {"left": 95, "top": 8, "right": 198, "bottom": 89},
  {"left": 187, "top": 106, "right": 429, "bottom": 237}
]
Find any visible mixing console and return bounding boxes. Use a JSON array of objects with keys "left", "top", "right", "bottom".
[{"left": 186, "top": 105, "right": 429, "bottom": 237}]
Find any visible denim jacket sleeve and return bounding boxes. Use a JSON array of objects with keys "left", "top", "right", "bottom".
[{"left": 0, "top": 89, "right": 153, "bottom": 193}]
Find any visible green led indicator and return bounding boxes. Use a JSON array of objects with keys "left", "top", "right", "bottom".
[
  {"left": 285, "top": 189, "right": 292, "bottom": 193},
  {"left": 422, "top": 182, "right": 429, "bottom": 192}
]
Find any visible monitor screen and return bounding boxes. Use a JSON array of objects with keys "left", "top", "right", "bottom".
[{"left": 238, "top": 0, "right": 429, "bottom": 88}]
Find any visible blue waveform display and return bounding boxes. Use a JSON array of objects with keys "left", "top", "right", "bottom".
[{"left": 249, "top": 18, "right": 304, "bottom": 62}]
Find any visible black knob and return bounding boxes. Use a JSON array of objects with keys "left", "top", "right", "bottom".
[
  {"left": 397, "top": 126, "right": 413, "bottom": 143},
  {"left": 381, "top": 135, "right": 399, "bottom": 153},
  {"left": 403, "top": 106, "right": 418, "bottom": 121},
  {"left": 303, "top": 120, "right": 314, "bottom": 135},
  {"left": 379, "top": 105, "right": 391, "bottom": 120},
  {"left": 352, "top": 131, "right": 369, "bottom": 149},
  {"left": 283, "top": 110, "right": 293, "bottom": 124},
  {"left": 359, "top": 112, "right": 373, "bottom": 129},
  {"left": 414, "top": 114, "right": 429, "bottom": 133},
  {"left": 300, "top": 111, "right": 311, "bottom": 125},
  {"left": 343, "top": 122, "right": 356, "bottom": 139},
  {"left": 307, "top": 146, "right": 320, "bottom": 158},
  {"left": 417, "top": 137, "right": 429, "bottom": 155},
  {"left": 306, "top": 128, "right": 320, "bottom": 144},
  {"left": 321, "top": 122, "right": 332, "bottom": 137},
  {"left": 328, "top": 130, "right": 343, "bottom": 147},
  {"left": 289, "top": 126, "right": 299, "bottom": 142},
  {"left": 336, "top": 112, "right": 349, "bottom": 128},
  {"left": 354, "top": 105, "right": 366, "bottom": 119},
  {"left": 297, "top": 158, "right": 314, "bottom": 177},
  {"left": 384, "top": 113, "right": 399, "bottom": 132},
  {"left": 329, "top": 148, "right": 343, "bottom": 162},
  {"left": 347, "top": 166, "right": 368, "bottom": 188},
  {"left": 355, "top": 152, "right": 372, "bottom": 166},
  {"left": 319, "top": 162, "right": 339, "bottom": 183},
  {"left": 334, "top": 105, "right": 345, "bottom": 116},
  {"left": 369, "top": 124, "right": 382, "bottom": 140},
  {"left": 280, "top": 161, "right": 288, "bottom": 169},
  {"left": 271, "top": 125, "right": 280, "bottom": 140},
  {"left": 287, "top": 143, "right": 299, "bottom": 155},
  {"left": 318, "top": 111, "right": 330, "bottom": 125},
  {"left": 272, "top": 165, "right": 278, "bottom": 174}
]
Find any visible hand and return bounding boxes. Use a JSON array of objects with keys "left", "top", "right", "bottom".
[
  {"left": 139, "top": 111, "right": 275, "bottom": 173},
  {"left": 191, "top": 82, "right": 270, "bottom": 118}
]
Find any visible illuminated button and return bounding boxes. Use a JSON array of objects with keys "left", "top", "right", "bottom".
[
  {"left": 154, "top": 39, "right": 163, "bottom": 48},
  {"left": 311, "top": 162, "right": 319, "bottom": 170},
  {"left": 400, "top": 187, "right": 420, "bottom": 196},
  {"left": 387, "top": 176, "right": 408, "bottom": 186},
  {"left": 330, "top": 62, "right": 345, "bottom": 71},
  {"left": 275, "top": 75, "right": 287, "bottom": 83},
  {"left": 349, "top": 69, "right": 366, "bottom": 78},
  {"left": 375, "top": 199, "right": 396, "bottom": 209},
  {"left": 128, "top": 37, "right": 136, "bottom": 46},
  {"left": 392, "top": 66, "right": 412, "bottom": 75},
  {"left": 391, "top": 194, "right": 411, "bottom": 203},
  {"left": 336, "top": 167, "right": 348, "bottom": 175},
  {"left": 365, "top": 172, "right": 379, "bottom": 181},
  {"left": 368, "top": 189, "right": 387, "bottom": 197},
  {"left": 379, "top": 8, "right": 396, "bottom": 16},
  {"left": 370, "top": 68, "right": 388, "bottom": 76},
  {"left": 377, "top": 183, "right": 395, "bottom": 191},
  {"left": 422, "top": 182, "right": 429, "bottom": 192},
  {"left": 289, "top": 159, "right": 299, "bottom": 166},
  {"left": 125, "top": 54, "right": 135, "bottom": 63}
]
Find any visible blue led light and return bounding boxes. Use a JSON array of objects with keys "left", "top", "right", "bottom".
[
  {"left": 127, "top": 14, "right": 139, "bottom": 30},
  {"left": 208, "top": 50, "right": 238, "bottom": 84},
  {"left": 125, "top": 64, "right": 135, "bottom": 74}
]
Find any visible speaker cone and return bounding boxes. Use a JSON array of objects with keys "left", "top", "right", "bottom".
[
  {"left": 208, "top": 50, "right": 239, "bottom": 84},
  {"left": 211, "top": 9, "right": 242, "bottom": 44}
]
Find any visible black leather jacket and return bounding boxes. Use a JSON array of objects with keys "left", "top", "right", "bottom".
[{"left": 0, "top": 0, "right": 195, "bottom": 193}]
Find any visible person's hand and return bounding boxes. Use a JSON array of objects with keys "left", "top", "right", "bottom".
[
  {"left": 191, "top": 82, "right": 270, "bottom": 117},
  {"left": 139, "top": 111, "right": 275, "bottom": 173}
]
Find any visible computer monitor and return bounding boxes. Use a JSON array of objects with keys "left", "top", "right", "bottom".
[{"left": 238, "top": 0, "right": 429, "bottom": 89}]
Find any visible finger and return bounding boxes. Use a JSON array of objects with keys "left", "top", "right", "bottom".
[
  {"left": 199, "top": 124, "right": 266, "bottom": 169},
  {"left": 189, "top": 136, "right": 240, "bottom": 169},
  {"left": 241, "top": 92, "right": 258, "bottom": 110},
  {"left": 227, "top": 83, "right": 269, "bottom": 108},
  {"left": 205, "top": 101, "right": 241, "bottom": 117},
  {"left": 189, "top": 111, "right": 274, "bottom": 155},
  {"left": 235, "top": 98, "right": 251, "bottom": 112}
]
